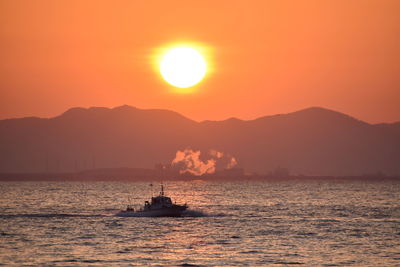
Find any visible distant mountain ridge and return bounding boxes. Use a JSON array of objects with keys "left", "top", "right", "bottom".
[{"left": 0, "top": 105, "right": 399, "bottom": 176}]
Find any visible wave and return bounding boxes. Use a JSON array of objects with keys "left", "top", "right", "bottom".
[
  {"left": 184, "top": 210, "right": 228, "bottom": 217},
  {"left": 0, "top": 209, "right": 228, "bottom": 219},
  {"left": 182, "top": 209, "right": 228, "bottom": 217},
  {"left": 0, "top": 213, "right": 105, "bottom": 218},
  {"left": 114, "top": 209, "right": 227, "bottom": 218},
  {"left": 182, "top": 209, "right": 208, "bottom": 217}
]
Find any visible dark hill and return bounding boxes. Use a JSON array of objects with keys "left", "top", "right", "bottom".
[{"left": 0, "top": 105, "right": 399, "bottom": 176}]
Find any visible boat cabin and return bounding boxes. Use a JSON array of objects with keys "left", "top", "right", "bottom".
[
  {"left": 152, "top": 195, "right": 172, "bottom": 205},
  {"left": 143, "top": 185, "right": 174, "bottom": 210},
  {"left": 144, "top": 196, "right": 173, "bottom": 210}
]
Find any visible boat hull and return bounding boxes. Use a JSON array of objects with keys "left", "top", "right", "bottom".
[{"left": 116, "top": 206, "right": 187, "bottom": 217}]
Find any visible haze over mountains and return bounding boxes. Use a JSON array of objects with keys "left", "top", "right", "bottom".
[{"left": 0, "top": 105, "right": 399, "bottom": 176}]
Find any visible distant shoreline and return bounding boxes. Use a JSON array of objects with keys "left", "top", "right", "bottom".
[{"left": 0, "top": 172, "right": 398, "bottom": 182}]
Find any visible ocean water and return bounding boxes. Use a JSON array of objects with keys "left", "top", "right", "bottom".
[{"left": 0, "top": 180, "right": 399, "bottom": 266}]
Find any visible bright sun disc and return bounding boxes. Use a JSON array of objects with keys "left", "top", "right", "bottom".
[{"left": 160, "top": 47, "right": 207, "bottom": 88}]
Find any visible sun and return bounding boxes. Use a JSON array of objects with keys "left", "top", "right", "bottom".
[{"left": 159, "top": 46, "right": 207, "bottom": 88}]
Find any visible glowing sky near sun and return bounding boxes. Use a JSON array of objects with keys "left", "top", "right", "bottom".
[{"left": 0, "top": 0, "right": 399, "bottom": 123}]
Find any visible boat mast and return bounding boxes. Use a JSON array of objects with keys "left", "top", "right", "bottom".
[{"left": 160, "top": 164, "right": 165, "bottom": 196}]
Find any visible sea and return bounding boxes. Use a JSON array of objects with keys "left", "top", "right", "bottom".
[{"left": 0, "top": 180, "right": 399, "bottom": 266}]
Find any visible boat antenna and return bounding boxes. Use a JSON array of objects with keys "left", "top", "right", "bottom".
[{"left": 160, "top": 164, "right": 166, "bottom": 196}]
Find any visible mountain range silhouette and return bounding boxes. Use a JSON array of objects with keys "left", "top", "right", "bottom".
[{"left": 1, "top": 105, "right": 399, "bottom": 176}]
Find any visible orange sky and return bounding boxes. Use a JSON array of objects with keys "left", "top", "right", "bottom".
[{"left": 0, "top": 0, "right": 399, "bottom": 123}]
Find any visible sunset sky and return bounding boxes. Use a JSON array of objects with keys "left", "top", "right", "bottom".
[{"left": 0, "top": 0, "right": 399, "bottom": 123}]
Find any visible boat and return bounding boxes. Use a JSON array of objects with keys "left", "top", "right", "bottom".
[{"left": 116, "top": 184, "right": 188, "bottom": 217}]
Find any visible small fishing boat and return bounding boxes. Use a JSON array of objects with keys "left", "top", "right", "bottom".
[{"left": 116, "top": 184, "right": 188, "bottom": 217}]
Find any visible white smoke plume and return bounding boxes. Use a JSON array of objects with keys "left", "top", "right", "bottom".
[
  {"left": 227, "top": 157, "right": 238, "bottom": 169},
  {"left": 172, "top": 148, "right": 238, "bottom": 176},
  {"left": 209, "top": 149, "right": 224, "bottom": 159}
]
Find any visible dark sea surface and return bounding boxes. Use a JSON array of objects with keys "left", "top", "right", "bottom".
[{"left": 0, "top": 180, "right": 399, "bottom": 266}]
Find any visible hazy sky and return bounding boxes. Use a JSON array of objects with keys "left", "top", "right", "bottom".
[{"left": 0, "top": 0, "right": 399, "bottom": 123}]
